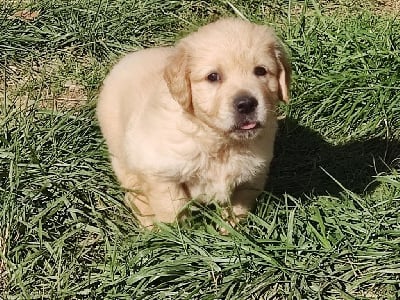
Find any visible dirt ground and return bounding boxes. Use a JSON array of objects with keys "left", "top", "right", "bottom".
[{"left": 378, "top": 0, "right": 400, "bottom": 12}]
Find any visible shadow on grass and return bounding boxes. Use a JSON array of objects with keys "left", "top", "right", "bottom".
[{"left": 267, "top": 118, "right": 400, "bottom": 197}]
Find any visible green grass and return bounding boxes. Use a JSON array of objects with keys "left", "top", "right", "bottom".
[{"left": 1, "top": 0, "right": 399, "bottom": 299}]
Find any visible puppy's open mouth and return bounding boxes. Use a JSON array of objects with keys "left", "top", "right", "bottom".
[
  {"left": 233, "top": 121, "right": 261, "bottom": 131},
  {"left": 229, "top": 121, "right": 262, "bottom": 139}
]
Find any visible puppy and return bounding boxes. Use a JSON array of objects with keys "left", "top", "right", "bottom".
[{"left": 97, "top": 18, "right": 291, "bottom": 228}]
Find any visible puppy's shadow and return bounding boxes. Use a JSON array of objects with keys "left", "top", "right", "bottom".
[{"left": 267, "top": 118, "right": 400, "bottom": 198}]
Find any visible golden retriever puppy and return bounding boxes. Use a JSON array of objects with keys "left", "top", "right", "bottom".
[{"left": 97, "top": 18, "right": 291, "bottom": 228}]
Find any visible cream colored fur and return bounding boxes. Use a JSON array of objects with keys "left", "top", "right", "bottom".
[{"left": 97, "top": 18, "right": 291, "bottom": 228}]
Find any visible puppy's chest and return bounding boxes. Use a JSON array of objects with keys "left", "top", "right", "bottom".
[{"left": 185, "top": 149, "right": 265, "bottom": 203}]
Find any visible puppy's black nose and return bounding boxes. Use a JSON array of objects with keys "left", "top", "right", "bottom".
[{"left": 234, "top": 95, "right": 258, "bottom": 114}]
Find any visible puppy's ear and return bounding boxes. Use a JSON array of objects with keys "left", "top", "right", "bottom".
[
  {"left": 164, "top": 47, "right": 193, "bottom": 112},
  {"left": 274, "top": 42, "right": 291, "bottom": 103}
]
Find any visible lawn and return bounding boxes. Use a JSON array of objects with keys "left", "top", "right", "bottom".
[{"left": 1, "top": 0, "right": 399, "bottom": 299}]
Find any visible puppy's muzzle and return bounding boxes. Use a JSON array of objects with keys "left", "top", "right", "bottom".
[{"left": 232, "top": 93, "right": 261, "bottom": 136}]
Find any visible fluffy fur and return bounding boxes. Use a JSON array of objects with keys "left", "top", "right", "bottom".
[{"left": 97, "top": 18, "right": 291, "bottom": 227}]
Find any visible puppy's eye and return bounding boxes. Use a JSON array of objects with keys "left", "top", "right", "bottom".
[
  {"left": 207, "top": 72, "right": 221, "bottom": 82},
  {"left": 254, "top": 66, "right": 268, "bottom": 76}
]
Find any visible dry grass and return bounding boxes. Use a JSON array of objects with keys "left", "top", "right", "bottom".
[
  {"left": 0, "top": 227, "right": 8, "bottom": 292},
  {"left": 3, "top": 57, "right": 89, "bottom": 112},
  {"left": 41, "top": 80, "right": 87, "bottom": 110},
  {"left": 289, "top": 0, "right": 400, "bottom": 16},
  {"left": 377, "top": 0, "right": 400, "bottom": 13}
]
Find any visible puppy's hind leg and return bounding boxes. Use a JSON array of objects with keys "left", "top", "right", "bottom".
[
  {"left": 111, "top": 155, "right": 189, "bottom": 227},
  {"left": 124, "top": 190, "right": 155, "bottom": 229},
  {"left": 141, "top": 175, "right": 189, "bottom": 225},
  {"left": 110, "top": 156, "right": 156, "bottom": 228},
  {"left": 124, "top": 174, "right": 189, "bottom": 227}
]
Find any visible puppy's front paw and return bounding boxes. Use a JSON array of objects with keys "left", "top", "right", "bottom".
[{"left": 218, "top": 208, "right": 247, "bottom": 235}]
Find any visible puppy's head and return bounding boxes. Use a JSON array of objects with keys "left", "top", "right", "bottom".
[{"left": 164, "top": 18, "right": 291, "bottom": 140}]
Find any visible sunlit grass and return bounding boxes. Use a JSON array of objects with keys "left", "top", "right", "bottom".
[{"left": 1, "top": 0, "right": 399, "bottom": 299}]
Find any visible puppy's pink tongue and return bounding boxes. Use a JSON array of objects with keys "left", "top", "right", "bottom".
[{"left": 241, "top": 122, "right": 257, "bottom": 130}]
